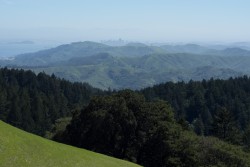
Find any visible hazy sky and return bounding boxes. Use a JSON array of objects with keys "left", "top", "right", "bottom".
[{"left": 0, "top": 0, "right": 250, "bottom": 43}]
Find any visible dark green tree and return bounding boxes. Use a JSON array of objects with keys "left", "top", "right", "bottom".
[
  {"left": 213, "top": 107, "right": 242, "bottom": 144},
  {"left": 192, "top": 115, "right": 205, "bottom": 136}
]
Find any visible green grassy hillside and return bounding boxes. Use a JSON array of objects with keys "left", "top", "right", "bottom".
[{"left": 0, "top": 120, "right": 141, "bottom": 167}]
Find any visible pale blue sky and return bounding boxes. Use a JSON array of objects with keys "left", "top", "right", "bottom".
[{"left": 0, "top": 0, "right": 250, "bottom": 43}]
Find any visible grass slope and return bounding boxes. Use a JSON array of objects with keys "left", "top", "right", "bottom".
[{"left": 0, "top": 121, "right": 141, "bottom": 167}]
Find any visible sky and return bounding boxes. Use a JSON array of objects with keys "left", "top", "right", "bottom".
[{"left": 0, "top": 0, "right": 250, "bottom": 43}]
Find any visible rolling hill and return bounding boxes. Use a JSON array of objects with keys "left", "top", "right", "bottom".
[
  {"left": 3, "top": 41, "right": 165, "bottom": 66},
  {"left": 2, "top": 41, "right": 250, "bottom": 89},
  {"left": 0, "top": 120, "right": 140, "bottom": 167},
  {"left": 27, "top": 53, "right": 244, "bottom": 90},
  {"left": 3, "top": 41, "right": 250, "bottom": 67}
]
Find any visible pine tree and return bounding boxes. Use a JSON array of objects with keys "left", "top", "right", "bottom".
[{"left": 212, "top": 107, "right": 242, "bottom": 144}]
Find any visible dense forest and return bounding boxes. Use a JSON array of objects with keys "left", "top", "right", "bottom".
[
  {"left": 141, "top": 77, "right": 250, "bottom": 145},
  {"left": 0, "top": 68, "right": 104, "bottom": 135},
  {"left": 2, "top": 68, "right": 250, "bottom": 166},
  {"left": 56, "top": 90, "right": 250, "bottom": 167}
]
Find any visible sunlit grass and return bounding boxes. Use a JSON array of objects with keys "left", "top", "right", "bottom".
[{"left": 0, "top": 121, "right": 141, "bottom": 167}]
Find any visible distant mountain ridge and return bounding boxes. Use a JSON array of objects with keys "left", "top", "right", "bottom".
[
  {"left": 25, "top": 53, "right": 245, "bottom": 89},
  {"left": 1, "top": 41, "right": 250, "bottom": 89},
  {"left": 2, "top": 41, "right": 250, "bottom": 66},
  {"left": 5, "top": 41, "right": 165, "bottom": 66}
]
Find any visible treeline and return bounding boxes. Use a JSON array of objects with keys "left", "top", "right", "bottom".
[
  {"left": 56, "top": 90, "right": 250, "bottom": 167},
  {"left": 141, "top": 77, "right": 250, "bottom": 145},
  {"left": 0, "top": 68, "right": 104, "bottom": 135}
]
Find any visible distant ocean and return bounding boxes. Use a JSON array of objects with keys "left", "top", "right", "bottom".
[{"left": 0, "top": 41, "right": 60, "bottom": 58}]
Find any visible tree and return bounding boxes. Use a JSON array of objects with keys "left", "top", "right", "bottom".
[
  {"left": 212, "top": 107, "right": 241, "bottom": 144},
  {"left": 192, "top": 115, "right": 205, "bottom": 136},
  {"left": 64, "top": 91, "right": 139, "bottom": 160},
  {"left": 0, "top": 90, "right": 9, "bottom": 120},
  {"left": 243, "top": 124, "right": 250, "bottom": 151},
  {"left": 61, "top": 91, "right": 182, "bottom": 165},
  {"left": 7, "top": 95, "right": 22, "bottom": 127}
]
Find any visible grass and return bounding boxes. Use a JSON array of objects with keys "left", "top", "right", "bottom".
[{"left": 0, "top": 121, "right": 141, "bottom": 167}]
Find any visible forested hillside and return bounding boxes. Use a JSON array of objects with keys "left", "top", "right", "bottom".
[
  {"left": 2, "top": 68, "right": 250, "bottom": 166},
  {"left": 141, "top": 76, "right": 250, "bottom": 145},
  {"left": 56, "top": 90, "right": 250, "bottom": 167},
  {"left": 0, "top": 68, "right": 104, "bottom": 135},
  {"left": 23, "top": 53, "right": 247, "bottom": 89}
]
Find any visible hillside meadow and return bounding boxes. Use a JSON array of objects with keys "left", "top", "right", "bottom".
[{"left": 0, "top": 120, "right": 141, "bottom": 167}]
